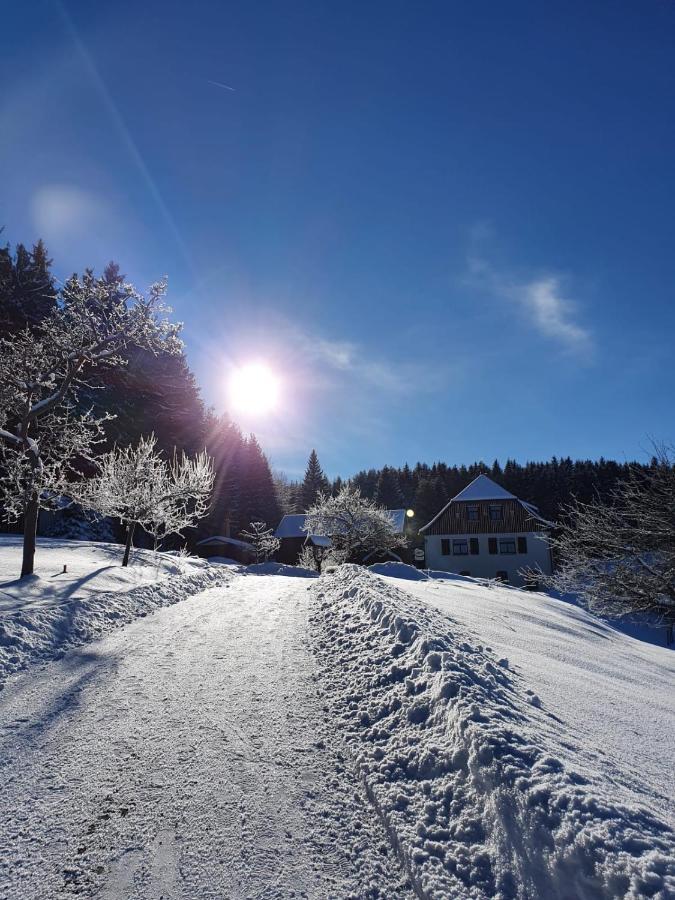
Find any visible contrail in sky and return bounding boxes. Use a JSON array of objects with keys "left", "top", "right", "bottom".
[{"left": 208, "top": 80, "right": 236, "bottom": 92}]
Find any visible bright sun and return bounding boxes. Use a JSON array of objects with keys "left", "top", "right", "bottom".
[{"left": 228, "top": 362, "right": 281, "bottom": 415}]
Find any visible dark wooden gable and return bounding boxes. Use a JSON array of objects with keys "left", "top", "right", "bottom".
[{"left": 423, "top": 499, "right": 550, "bottom": 535}]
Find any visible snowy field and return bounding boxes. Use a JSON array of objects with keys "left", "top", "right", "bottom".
[
  {"left": 0, "top": 536, "right": 227, "bottom": 681},
  {"left": 1, "top": 542, "right": 674, "bottom": 899},
  {"left": 311, "top": 566, "right": 675, "bottom": 899}
]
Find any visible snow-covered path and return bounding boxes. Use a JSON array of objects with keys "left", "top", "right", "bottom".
[{"left": 0, "top": 574, "right": 410, "bottom": 900}]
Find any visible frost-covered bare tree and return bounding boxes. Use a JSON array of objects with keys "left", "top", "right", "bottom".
[
  {"left": 0, "top": 272, "right": 180, "bottom": 575},
  {"left": 74, "top": 435, "right": 214, "bottom": 566},
  {"left": 303, "top": 485, "right": 405, "bottom": 563},
  {"left": 240, "top": 521, "right": 280, "bottom": 564},
  {"left": 543, "top": 447, "right": 675, "bottom": 633}
]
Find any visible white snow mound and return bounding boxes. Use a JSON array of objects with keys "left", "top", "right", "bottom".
[
  {"left": 0, "top": 541, "right": 234, "bottom": 682},
  {"left": 310, "top": 566, "right": 674, "bottom": 900}
]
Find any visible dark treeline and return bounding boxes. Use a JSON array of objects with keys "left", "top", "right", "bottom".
[
  {"left": 283, "top": 454, "right": 646, "bottom": 531},
  {"left": 348, "top": 459, "right": 642, "bottom": 527},
  {"left": 0, "top": 240, "right": 280, "bottom": 543}
]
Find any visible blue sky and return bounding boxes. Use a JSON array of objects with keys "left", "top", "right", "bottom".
[{"left": 2, "top": 1, "right": 674, "bottom": 478}]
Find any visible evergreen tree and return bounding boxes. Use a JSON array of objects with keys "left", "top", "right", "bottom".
[
  {"left": 413, "top": 478, "right": 446, "bottom": 531},
  {"left": 0, "top": 239, "right": 56, "bottom": 336},
  {"left": 202, "top": 415, "right": 245, "bottom": 539},
  {"left": 299, "top": 449, "right": 330, "bottom": 510},
  {"left": 237, "top": 435, "right": 282, "bottom": 535},
  {"left": 87, "top": 263, "right": 207, "bottom": 455},
  {"left": 374, "top": 465, "right": 405, "bottom": 509}
]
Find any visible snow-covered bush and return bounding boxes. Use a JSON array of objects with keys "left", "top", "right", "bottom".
[
  {"left": 543, "top": 446, "right": 675, "bottom": 632},
  {"left": 297, "top": 544, "right": 320, "bottom": 572},
  {"left": 240, "top": 521, "right": 280, "bottom": 563},
  {"left": 74, "top": 435, "right": 214, "bottom": 566},
  {"left": 303, "top": 485, "right": 405, "bottom": 563},
  {"left": 0, "top": 272, "right": 180, "bottom": 577}
]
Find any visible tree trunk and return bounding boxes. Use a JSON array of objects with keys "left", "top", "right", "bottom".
[
  {"left": 122, "top": 522, "right": 136, "bottom": 567},
  {"left": 21, "top": 492, "right": 39, "bottom": 578}
]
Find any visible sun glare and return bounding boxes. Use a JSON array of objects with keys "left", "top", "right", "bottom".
[{"left": 228, "top": 362, "right": 281, "bottom": 416}]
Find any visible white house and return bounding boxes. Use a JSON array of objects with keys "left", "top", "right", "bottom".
[{"left": 419, "top": 474, "right": 554, "bottom": 586}]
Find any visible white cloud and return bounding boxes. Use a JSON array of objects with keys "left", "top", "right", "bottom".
[
  {"left": 518, "top": 277, "right": 593, "bottom": 355},
  {"left": 464, "top": 240, "right": 594, "bottom": 358},
  {"left": 298, "top": 333, "right": 419, "bottom": 395}
]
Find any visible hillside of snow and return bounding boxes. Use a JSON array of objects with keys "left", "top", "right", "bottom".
[
  {"left": 310, "top": 566, "right": 675, "bottom": 899},
  {"left": 0, "top": 536, "right": 227, "bottom": 681}
]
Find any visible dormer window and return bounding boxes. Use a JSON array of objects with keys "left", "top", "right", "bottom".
[
  {"left": 467, "top": 504, "right": 479, "bottom": 521},
  {"left": 489, "top": 504, "right": 503, "bottom": 521}
]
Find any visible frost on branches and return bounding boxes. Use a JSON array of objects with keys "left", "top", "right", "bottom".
[
  {"left": 303, "top": 485, "right": 405, "bottom": 563},
  {"left": 543, "top": 447, "right": 675, "bottom": 634},
  {"left": 74, "top": 435, "right": 214, "bottom": 566},
  {"left": 240, "top": 521, "right": 280, "bottom": 564},
  {"left": 0, "top": 272, "right": 181, "bottom": 576}
]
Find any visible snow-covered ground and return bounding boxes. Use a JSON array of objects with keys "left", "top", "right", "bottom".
[
  {"left": 2, "top": 541, "right": 674, "bottom": 899},
  {"left": 0, "top": 535, "right": 206, "bottom": 612},
  {"left": 0, "top": 537, "right": 225, "bottom": 681},
  {"left": 311, "top": 565, "right": 675, "bottom": 899},
  {"left": 372, "top": 563, "right": 674, "bottom": 819},
  {"left": 0, "top": 571, "right": 411, "bottom": 899}
]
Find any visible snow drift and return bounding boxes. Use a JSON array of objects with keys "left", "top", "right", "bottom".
[
  {"left": 310, "top": 566, "right": 674, "bottom": 900},
  {"left": 0, "top": 557, "right": 232, "bottom": 682}
]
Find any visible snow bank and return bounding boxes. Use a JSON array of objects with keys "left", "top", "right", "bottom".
[
  {"left": 368, "top": 562, "right": 481, "bottom": 583},
  {"left": 310, "top": 566, "right": 675, "bottom": 900},
  {"left": 0, "top": 535, "right": 207, "bottom": 613},
  {"left": 368, "top": 562, "right": 431, "bottom": 581},
  {"left": 245, "top": 561, "right": 318, "bottom": 578},
  {"left": 0, "top": 564, "right": 233, "bottom": 683}
]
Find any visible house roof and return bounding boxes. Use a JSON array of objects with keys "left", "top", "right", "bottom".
[
  {"left": 275, "top": 508, "right": 408, "bottom": 540},
  {"left": 451, "top": 474, "right": 516, "bottom": 502},
  {"left": 419, "top": 475, "right": 555, "bottom": 533},
  {"left": 274, "top": 514, "right": 308, "bottom": 538},
  {"left": 196, "top": 535, "right": 254, "bottom": 550}
]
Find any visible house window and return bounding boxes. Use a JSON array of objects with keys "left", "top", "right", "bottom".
[
  {"left": 467, "top": 505, "right": 479, "bottom": 521},
  {"left": 453, "top": 539, "right": 469, "bottom": 555},
  {"left": 517, "top": 536, "right": 528, "bottom": 554},
  {"left": 499, "top": 539, "right": 517, "bottom": 554},
  {"left": 441, "top": 538, "right": 450, "bottom": 556},
  {"left": 469, "top": 538, "right": 479, "bottom": 555},
  {"left": 489, "top": 504, "right": 503, "bottom": 521},
  {"left": 496, "top": 570, "right": 509, "bottom": 583},
  {"left": 488, "top": 538, "right": 498, "bottom": 555}
]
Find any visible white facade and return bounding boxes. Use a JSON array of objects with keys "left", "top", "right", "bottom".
[
  {"left": 420, "top": 474, "right": 554, "bottom": 587},
  {"left": 423, "top": 531, "right": 552, "bottom": 587}
]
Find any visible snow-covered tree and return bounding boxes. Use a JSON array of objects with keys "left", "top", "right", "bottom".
[
  {"left": 74, "top": 435, "right": 214, "bottom": 566},
  {"left": 542, "top": 447, "right": 675, "bottom": 635},
  {"left": 240, "top": 521, "right": 280, "bottom": 564},
  {"left": 0, "top": 272, "right": 180, "bottom": 576},
  {"left": 299, "top": 449, "right": 330, "bottom": 511},
  {"left": 303, "top": 485, "right": 406, "bottom": 563}
]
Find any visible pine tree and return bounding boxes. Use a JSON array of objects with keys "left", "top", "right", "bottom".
[
  {"left": 86, "top": 263, "right": 207, "bottom": 455},
  {"left": 413, "top": 478, "right": 445, "bottom": 530},
  {"left": 0, "top": 239, "right": 56, "bottom": 336},
  {"left": 202, "top": 415, "right": 246, "bottom": 538},
  {"left": 374, "top": 466, "right": 404, "bottom": 509},
  {"left": 237, "top": 435, "right": 282, "bottom": 535},
  {"left": 299, "top": 449, "right": 330, "bottom": 510}
]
